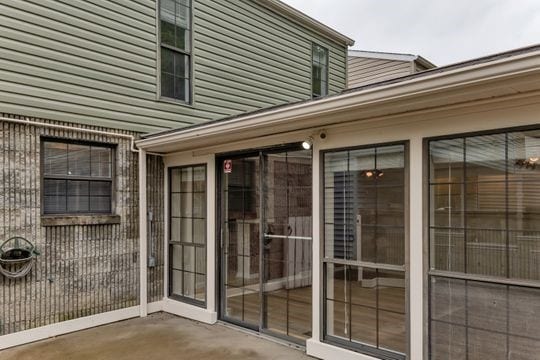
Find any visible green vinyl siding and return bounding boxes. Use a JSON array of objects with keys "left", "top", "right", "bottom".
[{"left": 0, "top": 0, "right": 348, "bottom": 133}]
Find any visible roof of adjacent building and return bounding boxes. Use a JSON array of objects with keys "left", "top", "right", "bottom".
[
  {"left": 140, "top": 44, "right": 540, "bottom": 142},
  {"left": 348, "top": 49, "right": 436, "bottom": 69},
  {"left": 256, "top": 0, "right": 355, "bottom": 46}
]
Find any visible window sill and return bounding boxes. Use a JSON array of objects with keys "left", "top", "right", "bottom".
[
  {"left": 158, "top": 96, "right": 192, "bottom": 107},
  {"left": 41, "top": 215, "right": 121, "bottom": 227}
]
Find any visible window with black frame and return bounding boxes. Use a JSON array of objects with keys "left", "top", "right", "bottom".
[
  {"left": 160, "top": 0, "right": 191, "bottom": 102},
  {"left": 323, "top": 144, "right": 407, "bottom": 359},
  {"left": 428, "top": 129, "right": 540, "bottom": 359},
  {"left": 42, "top": 139, "right": 113, "bottom": 215},
  {"left": 169, "top": 165, "right": 206, "bottom": 305},
  {"left": 312, "top": 43, "right": 328, "bottom": 98}
]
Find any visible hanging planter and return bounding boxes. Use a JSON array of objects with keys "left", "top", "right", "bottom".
[{"left": 0, "top": 237, "right": 40, "bottom": 279}]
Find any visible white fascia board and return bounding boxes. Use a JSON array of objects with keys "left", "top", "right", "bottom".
[
  {"left": 348, "top": 50, "right": 418, "bottom": 62},
  {"left": 137, "top": 49, "right": 540, "bottom": 152}
]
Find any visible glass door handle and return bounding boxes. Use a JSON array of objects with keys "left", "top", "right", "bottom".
[{"left": 263, "top": 234, "right": 312, "bottom": 241}]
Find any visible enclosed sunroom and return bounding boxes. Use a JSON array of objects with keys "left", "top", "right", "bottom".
[{"left": 136, "top": 45, "right": 540, "bottom": 360}]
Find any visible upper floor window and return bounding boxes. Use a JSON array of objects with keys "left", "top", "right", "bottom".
[
  {"left": 160, "top": 0, "right": 191, "bottom": 102},
  {"left": 42, "top": 139, "right": 114, "bottom": 215},
  {"left": 312, "top": 43, "right": 328, "bottom": 98}
]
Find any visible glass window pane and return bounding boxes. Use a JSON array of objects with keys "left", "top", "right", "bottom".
[
  {"left": 195, "top": 274, "right": 205, "bottom": 302},
  {"left": 468, "top": 328, "right": 507, "bottom": 360},
  {"left": 174, "top": 53, "right": 188, "bottom": 78},
  {"left": 171, "top": 269, "right": 183, "bottom": 296},
  {"left": 171, "top": 244, "right": 182, "bottom": 270},
  {"left": 183, "top": 245, "right": 195, "bottom": 272},
  {"left": 193, "top": 192, "right": 205, "bottom": 218},
  {"left": 161, "top": 71, "right": 174, "bottom": 98},
  {"left": 466, "top": 134, "right": 506, "bottom": 182},
  {"left": 183, "top": 272, "right": 194, "bottom": 298},
  {"left": 171, "top": 168, "right": 181, "bottom": 192},
  {"left": 67, "top": 196, "right": 89, "bottom": 213},
  {"left": 508, "top": 130, "right": 540, "bottom": 182},
  {"left": 89, "top": 196, "right": 110, "bottom": 213},
  {"left": 68, "top": 144, "right": 91, "bottom": 176},
  {"left": 429, "top": 138, "right": 464, "bottom": 183},
  {"left": 195, "top": 246, "right": 205, "bottom": 274},
  {"left": 326, "top": 263, "right": 349, "bottom": 303},
  {"left": 378, "top": 310, "right": 406, "bottom": 354},
  {"left": 509, "top": 230, "right": 540, "bottom": 280},
  {"left": 431, "top": 228, "right": 465, "bottom": 272},
  {"left": 466, "top": 229, "right": 507, "bottom": 277},
  {"left": 43, "top": 195, "right": 66, "bottom": 214},
  {"left": 193, "top": 166, "right": 205, "bottom": 191},
  {"left": 193, "top": 218, "right": 205, "bottom": 244},
  {"left": 181, "top": 218, "right": 193, "bottom": 242},
  {"left": 161, "top": 47, "right": 174, "bottom": 74},
  {"left": 90, "top": 146, "right": 112, "bottom": 178},
  {"left": 431, "top": 183, "right": 464, "bottom": 228},
  {"left": 466, "top": 181, "right": 506, "bottom": 230},
  {"left": 466, "top": 281, "right": 507, "bottom": 331},
  {"left": 176, "top": 4, "right": 190, "bottom": 29},
  {"left": 180, "top": 192, "right": 192, "bottom": 217},
  {"left": 174, "top": 77, "right": 188, "bottom": 101},
  {"left": 326, "top": 299, "right": 349, "bottom": 341},
  {"left": 508, "top": 286, "right": 540, "bottom": 337},
  {"left": 160, "top": 0, "right": 175, "bottom": 46},
  {"left": 430, "top": 321, "right": 466, "bottom": 360},
  {"left": 349, "top": 266, "right": 377, "bottom": 308},
  {"left": 181, "top": 166, "right": 192, "bottom": 192},
  {"left": 44, "top": 141, "right": 68, "bottom": 175},
  {"left": 89, "top": 181, "right": 111, "bottom": 196},
  {"left": 351, "top": 304, "right": 377, "bottom": 347},
  {"left": 67, "top": 180, "right": 89, "bottom": 212},
  {"left": 508, "top": 181, "right": 540, "bottom": 231},
  {"left": 430, "top": 277, "right": 466, "bottom": 325}
]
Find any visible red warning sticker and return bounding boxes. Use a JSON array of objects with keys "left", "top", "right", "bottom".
[{"left": 224, "top": 160, "right": 232, "bottom": 174}]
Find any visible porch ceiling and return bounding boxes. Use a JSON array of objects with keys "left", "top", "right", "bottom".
[{"left": 137, "top": 48, "right": 540, "bottom": 154}]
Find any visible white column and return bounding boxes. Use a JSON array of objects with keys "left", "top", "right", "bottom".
[
  {"left": 139, "top": 149, "right": 148, "bottom": 317},
  {"left": 409, "top": 136, "right": 424, "bottom": 358},
  {"left": 206, "top": 158, "right": 216, "bottom": 314},
  {"left": 311, "top": 145, "right": 322, "bottom": 341}
]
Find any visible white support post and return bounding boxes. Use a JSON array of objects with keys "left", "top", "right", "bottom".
[
  {"left": 139, "top": 149, "right": 148, "bottom": 317},
  {"left": 311, "top": 146, "right": 322, "bottom": 342},
  {"left": 409, "top": 136, "right": 424, "bottom": 359}
]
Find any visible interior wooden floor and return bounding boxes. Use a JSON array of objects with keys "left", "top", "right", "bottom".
[{"left": 223, "top": 279, "right": 406, "bottom": 354}]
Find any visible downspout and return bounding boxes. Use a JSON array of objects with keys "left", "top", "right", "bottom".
[
  {"left": 0, "top": 116, "right": 160, "bottom": 317},
  {"left": 139, "top": 149, "right": 148, "bottom": 317}
]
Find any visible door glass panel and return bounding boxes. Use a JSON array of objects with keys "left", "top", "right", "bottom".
[
  {"left": 221, "top": 157, "right": 261, "bottom": 328},
  {"left": 262, "top": 149, "right": 312, "bottom": 342}
]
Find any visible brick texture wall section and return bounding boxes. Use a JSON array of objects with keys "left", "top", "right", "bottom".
[{"left": 0, "top": 114, "right": 164, "bottom": 335}]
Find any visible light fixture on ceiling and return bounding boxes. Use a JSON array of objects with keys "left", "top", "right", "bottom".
[
  {"left": 302, "top": 136, "right": 314, "bottom": 150},
  {"left": 362, "top": 169, "right": 384, "bottom": 178}
]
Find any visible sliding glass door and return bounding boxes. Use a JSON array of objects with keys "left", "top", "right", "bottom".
[{"left": 219, "top": 146, "right": 313, "bottom": 344}]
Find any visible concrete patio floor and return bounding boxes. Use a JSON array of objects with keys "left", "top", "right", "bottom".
[{"left": 0, "top": 313, "right": 313, "bottom": 360}]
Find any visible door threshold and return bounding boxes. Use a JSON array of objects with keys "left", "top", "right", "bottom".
[{"left": 217, "top": 321, "right": 306, "bottom": 352}]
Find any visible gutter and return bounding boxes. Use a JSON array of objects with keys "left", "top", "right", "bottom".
[{"left": 137, "top": 48, "right": 540, "bottom": 149}]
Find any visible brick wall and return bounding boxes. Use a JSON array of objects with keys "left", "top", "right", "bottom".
[{"left": 0, "top": 114, "right": 164, "bottom": 335}]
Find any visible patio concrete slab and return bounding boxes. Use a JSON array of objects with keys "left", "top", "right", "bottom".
[{"left": 0, "top": 313, "right": 313, "bottom": 360}]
